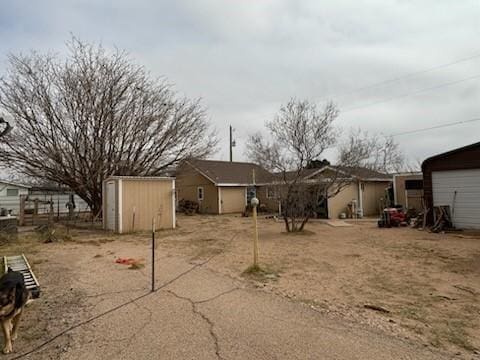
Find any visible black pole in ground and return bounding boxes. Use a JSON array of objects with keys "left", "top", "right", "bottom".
[{"left": 151, "top": 218, "right": 156, "bottom": 292}]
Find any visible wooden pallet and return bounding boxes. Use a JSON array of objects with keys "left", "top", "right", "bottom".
[{"left": 3, "top": 254, "right": 41, "bottom": 298}]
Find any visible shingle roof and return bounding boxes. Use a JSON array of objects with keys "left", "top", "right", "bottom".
[
  {"left": 186, "top": 159, "right": 275, "bottom": 185},
  {"left": 336, "top": 166, "right": 392, "bottom": 180},
  {"left": 277, "top": 166, "right": 391, "bottom": 181}
]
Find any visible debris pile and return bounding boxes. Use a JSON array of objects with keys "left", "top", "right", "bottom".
[
  {"left": 178, "top": 199, "right": 199, "bottom": 215},
  {"left": 431, "top": 206, "right": 453, "bottom": 233}
]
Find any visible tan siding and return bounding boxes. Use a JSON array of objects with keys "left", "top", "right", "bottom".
[
  {"left": 394, "top": 174, "right": 423, "bottom": 208},
  {"left": 220, "top": 187, "right": 246, "bottom": 213},
  {"left": 394, "top": 176, "right": 407, "bottom": 207},
  {"left": 176, "top": 164, "right": 218, "bottom": 213},
  {"left": 362, "top": 181, "right": 390, "bottom": 216},
  {"left": 121, "top": 179, "right": 174, "bottom": 232},
  {"left": 328, "top": 183, "right": 358, "bottom": 219},
  {"left": 405, "top": 189, "right": 423, "bottom": 211},
  {"left": 256, "top": 186, "right": 279, "bottom": 212}
]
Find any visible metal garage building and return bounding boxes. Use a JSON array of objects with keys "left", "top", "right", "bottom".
[
  {"left": 103, "top": 176, "right": 176, "bottom": 233},
  {"left": 422, "top": 142, "right": 480, "bottom": 229}
]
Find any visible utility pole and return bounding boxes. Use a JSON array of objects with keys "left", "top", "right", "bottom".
[{"left": 229, "top": 125, "right": 236, "bottom": 162}]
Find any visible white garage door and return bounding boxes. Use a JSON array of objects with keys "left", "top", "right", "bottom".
[{"left": 432, "top": 169, "right": 480, "bottom": 229}]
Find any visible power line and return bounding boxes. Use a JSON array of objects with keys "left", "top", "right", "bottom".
[
  {"left": 342, "top": 73, "right": 480, "bottom": 113},
  {"left": 390, "top": 117, "right": 480, "bottom": 137},
  {"left": 321, "top": 51, "right": 480, "bottom": 102}
]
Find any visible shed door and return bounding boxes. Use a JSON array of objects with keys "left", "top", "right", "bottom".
[
  {"left": 106, "top": 181, "right": 116, "bottom": 231},
  {"left": 432, "top": 169, "right": 480, "bottom": 229},
  {"left": 220, "top": 187, "right": 246, "bottom": 213}
]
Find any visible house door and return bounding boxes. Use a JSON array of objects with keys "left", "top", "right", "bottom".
[
  {"left": 106, "top": 181, "right": 116, "bottom": 231},
  {"left": 220, "top": 187, "right": 246, "bottom": 213}
]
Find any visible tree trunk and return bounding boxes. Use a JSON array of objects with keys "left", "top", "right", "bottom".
[
  {"left": 298, "top": 217, "right": 310, "bottom": 232},
  {"left": 283, "top": 216, "right": 291, "bottom": 232}
]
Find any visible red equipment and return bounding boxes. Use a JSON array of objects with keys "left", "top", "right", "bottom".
[{"left": 378, "top": 207, "right": 407, "bottom": 227}]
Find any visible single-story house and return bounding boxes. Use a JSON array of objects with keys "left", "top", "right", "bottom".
[
  {"left": 0, "top": 180, "right": 30, "bottom": 215},
  {"left": 393, "top": 172, "right": 424, "bottom": 211},
  {"left": 0, "top": 180, "right": 90, "bottom": 216},
  {"left": 257, "top": 166, "right": 392, "bottom": 219},
  {"left": 422, "top": 141, "right": 480, "bottom": 229},
  {"left": 176, "top": 160, "right": 392, "bottom": 218},
  {"left": 175, "top": 160, "right": 274, "bottom": 214}
]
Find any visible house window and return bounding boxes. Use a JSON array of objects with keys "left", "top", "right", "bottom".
[
  {"left": 266, "top": 187, "right": 276, "bottom": 199},
  {"left": 405, "top": 180, "right": 423, "bottom": 190},
  {"left": 197, "top": 187, "right": 204, "bottom": 201},
  {"left": 6, "top": 189, "right": 18, "bottom": 197}
]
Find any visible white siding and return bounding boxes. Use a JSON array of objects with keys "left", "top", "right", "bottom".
[
  {"left": 105, "top": 180, "right": 116, "bottom": 231},
  {"left": 0, "top": 183, "right": 29, "bottom": 215},
  {"left": 0, "top": 181, "right": 91, "bottom": 215},
  {"left": 27, "top": 194, "right": 90, "bottom": 214},
  {"left": 432, "top": 169, "right": 480, "bottom": 229}
]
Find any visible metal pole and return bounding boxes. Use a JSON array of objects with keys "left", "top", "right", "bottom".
[
  {"left": 252, "top": 201, "right": 259, "bottom": 267},
  {"left": 229, "top": 125, "right": 233, "bottom": 162},
  {"left": 151, "top": 217, "right": 156, "bottom": 292}
]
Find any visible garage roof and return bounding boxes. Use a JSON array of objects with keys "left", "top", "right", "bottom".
[{"left": 422, "top": 141, "right": 480, "bottom": 170}]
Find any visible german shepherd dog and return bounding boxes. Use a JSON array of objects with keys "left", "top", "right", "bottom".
[{"left": 0, "top": 269, "right": 29, "bottom": 354}]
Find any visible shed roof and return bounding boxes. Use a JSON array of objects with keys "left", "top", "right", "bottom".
[
  {"left": 105, "top": 176, "right": 175, "bottom": 181},
  {"left": 186, "top": 159, "right": 274, "bottom": 185}
]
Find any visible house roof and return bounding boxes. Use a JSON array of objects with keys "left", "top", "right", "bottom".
[
  {"left": 0, "top": 179, "right": 31, "bottom": 189},
  {"left": 278, "top": 166, "right": 391, "bottom": 182},
  {"left": 186, "top": 159, "right": 274, "bottom": 185},
  {"left": 336, "top": 166, "right": 392, "bottom": 181}
]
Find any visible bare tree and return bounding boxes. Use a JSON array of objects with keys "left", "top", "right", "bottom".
[
  {"left": 338, "top": 129, "right": 405, "bottom": 173},
  {"left": 0, "top": 37, "right": 217, "bottom": 215},
  {"left": 0, "top": 117, "right": 12, "bottom": 138},
  {"left": 246, "top": 99, "right": 354, "bottom": 232}
]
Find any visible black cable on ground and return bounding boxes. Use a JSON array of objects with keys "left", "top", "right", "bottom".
[{"left": 10, "top": 233, "right": 237, "bottom": 359}]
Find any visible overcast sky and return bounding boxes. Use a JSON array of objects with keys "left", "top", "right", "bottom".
[{"left": 1, "top": 0, "right": 479, "bottom": 166}]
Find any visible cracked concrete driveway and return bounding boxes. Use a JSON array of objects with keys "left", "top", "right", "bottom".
[{"left": 16, "top": 236, "right": 449, "bottom": 360}]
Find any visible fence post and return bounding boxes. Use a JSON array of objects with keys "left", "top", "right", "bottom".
[
  {"left": 19, "top": 195, "right": 26, "bottom": 226},
  {"left": 151, "top": 217, "right": 156, "bottom": 292},
  {"left": 48, "top": 201, "right": 54, "bottom": 225},
  {"left": 33, "top": 199, "right": 39, "bottom": 225}
]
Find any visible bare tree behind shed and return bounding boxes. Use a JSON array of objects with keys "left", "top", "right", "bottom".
[
  {"left": 0, "top": 38, "right": 217, "bottom": 215},
  {"left": 246, "top": 99, "right": 354, "bottom": 232}
]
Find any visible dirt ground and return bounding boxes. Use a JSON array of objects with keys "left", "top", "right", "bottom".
[
  {"left": 0, "top": 215, "right": 479, "bottom": 359},
  {"left": 159, "top": 215, "right": 480, "bottom": 357}
]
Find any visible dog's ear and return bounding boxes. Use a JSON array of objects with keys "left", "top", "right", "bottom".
[{"left": 7, "top": 267, "right": 13, "bottom": 273}]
